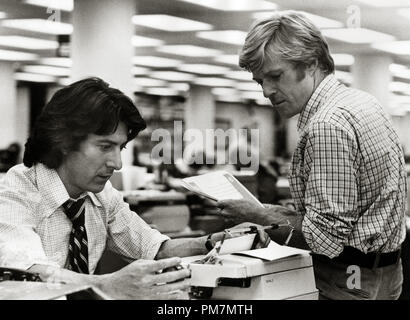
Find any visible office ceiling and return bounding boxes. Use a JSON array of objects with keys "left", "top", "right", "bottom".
[{"left": 2, "top": 0, "right": 410, "bottom": 110}]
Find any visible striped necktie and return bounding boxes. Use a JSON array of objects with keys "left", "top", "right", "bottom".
[{"left": 62, "top": 198, "right": 89, "bottom": 274}]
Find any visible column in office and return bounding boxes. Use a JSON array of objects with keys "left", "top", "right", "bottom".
[
  {"left": 71, "top": 0, "right": 136, "bottom": 166},
  {"left": 184, "top": 85, "right": 216, "bottom": 164},
  {"left": 351, "top": 53, "right": 393, "bottom": 112},
  {"left": 0, "top": 61, "right": 17, "bottom": 149}
]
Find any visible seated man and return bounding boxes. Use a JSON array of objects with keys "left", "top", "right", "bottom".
[{"left": 0, "top": 77, "right": 268, "bottom": 299}]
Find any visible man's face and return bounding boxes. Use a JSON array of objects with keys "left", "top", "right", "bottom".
[
  {"left": 252, "top": 54, "right": 315, "bottom": 118},
  {"left": 58, "top": 122, "right": 128, "bottom": 198}
]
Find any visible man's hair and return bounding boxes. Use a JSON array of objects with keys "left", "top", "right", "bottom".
[
  {"left": 239, "top": 10, "right": 335, "bottom": 76},
  {"left": 23, "top": 77, "right": 146, "bottom": 169}
]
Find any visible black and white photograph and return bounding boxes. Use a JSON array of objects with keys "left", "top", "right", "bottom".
[{"left": 0, "top": 0, "right": 410, "bottom": 308}]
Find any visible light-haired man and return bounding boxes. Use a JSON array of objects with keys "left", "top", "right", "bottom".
[{"left": 218, "top": 11, "right": 407, "bottom": 300}]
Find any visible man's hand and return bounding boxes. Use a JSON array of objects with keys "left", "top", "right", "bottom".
[
  {"left": 217, "top": 199, "right": 266, "bottom": 225},
  {"left": 98, "top": 257, "right": 191, "bottom": 300}
]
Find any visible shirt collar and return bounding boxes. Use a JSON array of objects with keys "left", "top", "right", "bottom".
[
  {"left": 36, "top": 163, "right": 102, "bottom": 218},
  {"left": 297, "top": 74, "right": 340, "bottom": 133}
]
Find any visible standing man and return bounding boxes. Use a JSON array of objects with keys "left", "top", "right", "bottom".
[
  {"left": 0, "top": 77, "right": 267, "bottom": 299},
  {"left": 218, "top": 11, "right": 407, "bottom": 300}
]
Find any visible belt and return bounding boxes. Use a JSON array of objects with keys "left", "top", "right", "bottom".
[{"left": 313, "top": 246, "right": 401, "bottom": 269}]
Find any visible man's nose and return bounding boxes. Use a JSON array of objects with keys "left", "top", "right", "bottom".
[
  {"left": 106, "top": 148, "right": 122, "bottom": 170},
  {"left": 262, "top": 82, "right": 277, "bottom": 98}
]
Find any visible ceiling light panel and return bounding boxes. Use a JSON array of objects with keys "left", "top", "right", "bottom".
[
  {"left": 146, "top": 87, "right": 179, "bottom": 96},
  {"left": 0, "top": 49, "right": 38, "bottom": 61},
  {"left": 322, "top": 28, "right": 394, "bottom": 44},
  {"left": 0, "top": 36, "right": 59, "bottom": 50},
  {"left": 132, "top": 14, "right": 213, "bottom": 32},
  {"left": 332, "top": 54, "right": 355, "bottom": 66},
  {"left": 24, "top": 0, "right": 74, "bottom": 11},
  {"left": 236, "top": 82, "right": 261, "bottom": 91},
  {"left": 225, "top": 71, "right": 253, "bottom": 81},
  {"left": 156, "top": 45, "right": 222, "bottom": 57},
  {"left": 132, "top": 66, "right": 150, "bottom": 76},
  {"left": 150, "top": 71, "right": 195, "bottom": 82},
  {"left": 212, "top": 88, "right": 238, "bottom": 96},
  {"left": 133, "top": 77, "right": 167, "bottom": 87},
  {"left": 22, "top": 65, "right": 70, "bottom": 76},
  {"left": 196, "top": 30, "right": 247, "bottom": 45},
  {"left": 177, "top": 64, "right": 230, "bottom": 75},
  {"left": 1, "top": 19, "right": 73, "bottom": 35},
  {"left": 15, "top": 72, "right": 56, "bottom": 82},
  {"left": 194, "top": 77, "right": 236, "bottom": 87},
  {"left": 214, "top": 55, "right": 240, "bottom": 66},
  {"left": 133, "top": 56, "right": 182, "bottom": 68},
  {"left": 40, "top": 57, "right": 72, "bottom": 67},
  {"left": 169, "top": 83, "right": 190, "bottom": 91},
  {"left": 0, "top": 12, "right": 7, "bottom": 19},
  {"left": 178, "top": 0, "right": 277, "bottom": 11},
  {"left": 252, "top": 11, "right": 343, "bottom": 29},
  {"left": 132, "top": 35, "right": 164, "bottom": 47},
  {"left": 372, "top": 41, "right": 410, "bottom": 55}
]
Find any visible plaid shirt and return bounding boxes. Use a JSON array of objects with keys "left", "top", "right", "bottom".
[
  {"left": 289, "top": 75, "right": 407, "bottom": 258},
  {"left": 0, "top": 163, "right": 169, "bottom": 272}
]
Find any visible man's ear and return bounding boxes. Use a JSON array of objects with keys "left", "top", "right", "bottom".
[{"left": 306, "top": 60, "right": 319, "bottom": 76}]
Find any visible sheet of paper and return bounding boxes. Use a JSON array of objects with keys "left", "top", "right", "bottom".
[
  {"left": 234, "top": 241, "right": 310, "bottom": 261},
  {"left": 182, "top": 171, "right": 264, "bottom": 207}
]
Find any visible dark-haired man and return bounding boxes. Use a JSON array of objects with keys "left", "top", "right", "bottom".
[
  {"left": 0, "top": 77, "right": 267, "bottom": 299},
  {"left": 217, "top": 11, "right": 407, "bottom": 300}
]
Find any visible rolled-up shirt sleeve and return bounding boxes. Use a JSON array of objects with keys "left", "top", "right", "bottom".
[
  {"left": 105, "top": 186, "right": 169, "bottom": 261},
  {"left": 0, "top": 188, "right": 59, "bottom": 270},
  {"left": 301, "top": 121, "right": 359, "bottom": 258}
]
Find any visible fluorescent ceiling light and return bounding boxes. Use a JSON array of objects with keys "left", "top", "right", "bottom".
[
  {"left": 0, "top": 49, "right": 38, "bottom": 61},
  {"left": 196, "top": 30, "right": 247, "bottom": 45},
  {"left": 253, "top": 11, "right": 343, "bottom": 29},
  {"left": 132, "top": 66, "right": 150, "bottom": 76},
  {"left": 178, "top": 0, "right": 277, "bottom": 11},
  {"left": 212, "top": 87, "right": 238, "bottom": 96},
  {"left": 0, "top": 12, "right": 7, "bottom": 19},
  {"left": 132, "top": 56, "right": 182, "bottom": 68},
  {"left": 390, "top": 63, "right": 410, "bottom": 79},
  {"left": 216, "top": 95, "right": 243, "bottom": 103},
  {"left": 322, "top": 28, "right": 394, "bottom": 44},
  {"left": 169, "top": 83, "right": 190, "bottom": 91},
  {"left": 389, "top": 81, "right": 410, "bottom": 93},
  {"left": 132, "top": 35, "right": 164, "bottom": 47},
  {"left": 133, "top": 77, "right": 167, "bottom": 87},
  {"left": 24, "top": 0, "right": 73, "bottom": 11},
  {"left": 150, "top": 71, "right": 195, "bottom": 82},
  {"left": 1, "top": 19, "right": 73, "bottom": 35},
  {"left": 146, "top": 87, "right": 179, "bottom": 96},
  {"left": 132, "top": 14, "right": 212, "bottom": 32},
  {"left": 194, "top": 77, "right": 235, "bottom": 87},
  {"left": 356, "top": 0, "right": 410, "bottom": 7},
  {"left": 156, "top": 45, "right": 222, "bottom": 57},
  {"left": 225, "top": 71, "right": 253, "bottom": 81},
  {"left": 22, "top": 65, "right": 70, "bottom": 77},
  {"left": 214, "top": 55, "right": 239, "bottom": 66},
  {"left": 241, "top": 91, "right": 264, "bottom": 100},
  {"left": 177, "top": 64, "right": 230, "bottom": 75},
  {"left": 40, "top": 57, "right": 72, "bottom": 67},
  {"left": 237, "top": 82, "right": 261, "bottom": 91},
  {"left": 0, "top": 36, "right": 59, "bottom": 50},
  {"left": 15, "top": 72, "right": 56, "bottom": 83},
  {"left": 372, "top": 41, "right": 410, "bottom": 55},
  {"left": 332, "top": 54, "right": 355, "bottom": 66}
]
